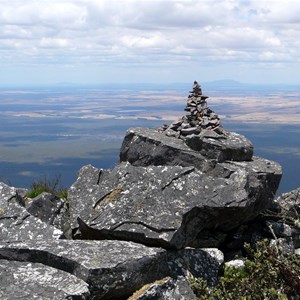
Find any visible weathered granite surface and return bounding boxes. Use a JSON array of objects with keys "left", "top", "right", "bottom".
[
  {"left": 0, "top": 240, "right": 223, "bottom": 299},
  {"left": 0, "top": 259, "right": 90, "bottom": 299},
  {"left": 68, "top": 159, "right": 281, "bottom": 249},
  {"left": 120, "top": 127, "right": 214, "bottom": 171},
  {"left": 184, "top": 130, "right": 253, "bottom": 161},
  {"left": 0, "top": 182, "right": 63, "bottom": 241},
  {"left": 120, "top": 127, "right": 253, "bottom": 166},
  {"left": 26, "top": 192, "right": 70, "bottom": 237}
]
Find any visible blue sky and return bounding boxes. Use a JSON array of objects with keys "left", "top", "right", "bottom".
[{"left": 0, "top": 0, "right": 300, "bottom": 86}]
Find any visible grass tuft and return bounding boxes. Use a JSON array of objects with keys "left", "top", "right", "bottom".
[{"left": 26, "top": 174, "right": 68, "bottom": 200}]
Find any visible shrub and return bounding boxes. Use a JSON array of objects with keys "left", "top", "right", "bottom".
[{"left": 190, "top": 240, "right": 300, "bottom": 299}]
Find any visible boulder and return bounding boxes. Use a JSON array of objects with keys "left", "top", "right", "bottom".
[
  {"left": 120, "top": 127, "right": 253, "bottom": 171},
  {"left": 207, "top": 156, "right": 282, "bottom": 210},
  {"left": 0, "top": 259, "right": 90, "bottom": 299},
  {"left": 0, "top": 182, "right": 63, "bottom": 241},
  {"left": 120, "top": 127, "right": 214, "bottom": 172},
  {"left": 68, "top": 160, "right": 281, "bottom": 249},
  {"left": 0, "top": 240, "right": 223, "bottom": 299},
  {"left": 185, "top": 130, "right": 253, "bottom": 161}
]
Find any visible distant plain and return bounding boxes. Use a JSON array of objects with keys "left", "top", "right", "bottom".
[{"left": 0, "top": 83, "right": 299, "bottom": 196}]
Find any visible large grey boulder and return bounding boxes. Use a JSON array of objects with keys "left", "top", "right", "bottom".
[
  {"left": 120, "top": 127, "right": 215, "bottom": 172},
  {"left": 120, "top": 127, "right": 253, "bottom": 167},
  {"left": 0, "top": 182, "right": 63, "bottom": 241},
  {"left": 207, "top": 156, "right": 282, "bottom": 210},
  {"left": 0, "top": 259, "right": 90, "bottom": 299},
  {"left": 0, "top": 240, "right": 223, "bottom": 299},
  {"left": 185, "top": 129, "right": 253, "bottom": 161},
  {"left": 68, "top": 159, "right": 281, "bottom": 249}
]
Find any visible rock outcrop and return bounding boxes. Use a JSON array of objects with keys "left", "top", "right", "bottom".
[
  {"left": 0, "top": 239, "right": 223, "bottom": 299},
  {"left": 73, "top": 82, "right": 281, "bottom": 250},
  {"left": 1, "top": 82, "right": 293, "bottom": 299},
  {"left": 69, "top": 159, "right": 281, "bottom": 250}
]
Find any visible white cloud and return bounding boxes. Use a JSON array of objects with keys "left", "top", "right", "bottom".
[
  {"left": 0, "top": 0, "right": 299, "bottom": 85},
  {"left": 0, "top": 1, "right": 87, "bottom": 27},
  {"left": 39, "top": 38, "right": 70, "bottom": 48}
]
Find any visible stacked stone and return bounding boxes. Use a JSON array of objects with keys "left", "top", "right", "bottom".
[{"left": 163, "top": 81, "right": 221, "bottom": 138}]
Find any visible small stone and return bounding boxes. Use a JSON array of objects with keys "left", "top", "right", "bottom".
[
  {"left": 225, "top": 259, "right": 245, "bottom": 268},
  {"left": 181, "top": 127, "right": 200, "bottom": 136},
  {"left": 181, "top": 122, "right": 191, "bottom": 129}
]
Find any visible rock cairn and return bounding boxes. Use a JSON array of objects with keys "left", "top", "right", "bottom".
[{"left": 161, "top": 81, "right": 222, "bottom": 137}]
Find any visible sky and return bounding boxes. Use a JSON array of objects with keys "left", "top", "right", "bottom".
[{"left": 0, "top": 0, "right": 300, "bottom": 86}]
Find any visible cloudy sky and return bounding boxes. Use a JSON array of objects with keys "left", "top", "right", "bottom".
[{"left": 0, "top": 0, "right": 299, "bottom": 86}]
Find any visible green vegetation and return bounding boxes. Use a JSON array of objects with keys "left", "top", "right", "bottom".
[
  {"left": 189, "top": 240, "right": 300, "bottom": 299},
  {"left": 26, "top": 174, "right": 68, "bottom": 200}
]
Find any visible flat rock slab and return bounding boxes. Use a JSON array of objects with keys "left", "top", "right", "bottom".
[
  {"left": 120, "top": 127, "right": 214, "bottom": 172},
  {"left": 0, "top": 182, "right": 63, "bottom": 241},
  {"left": 185, "top": 130, "right": 253, "bottom": 161},
  {"left": 0, "top": 259, "right": 90, "bottom": 299},
  {"left": 68, "top": 162, "right": 280, "bottom": 249},
  {"left": 0, "top": 240, "right": 223, "bottom": 299},
  {"left": 120, "top": 128, "right": 253, "bottom": 169}
]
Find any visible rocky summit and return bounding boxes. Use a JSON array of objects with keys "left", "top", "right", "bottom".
[{"left": 1, "top": 82, "right": 299, "bottom": 299}]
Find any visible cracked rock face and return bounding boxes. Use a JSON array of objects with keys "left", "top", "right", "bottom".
[
  {"left": 0, "top": 259, "right": 90, "bottom": 299},
  {"left": 0, "top": 240, "right": 223, "bottom": 299},
  {"left": 120, "top": 127, "right": 253, "bottom": 170},
  {"left": 0, "top": 182, "right": 63, "bottom": 241},
  {"left": 68, "top": 160, "right": 281, "bottom": 249},
  {"left": 25, "top": 192, "right": 71, "bottom": 237}
]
